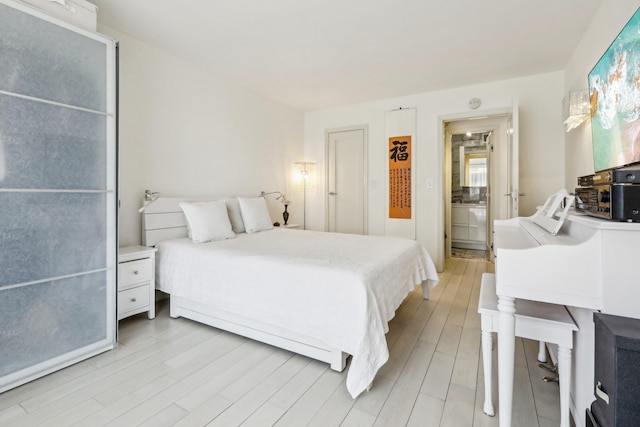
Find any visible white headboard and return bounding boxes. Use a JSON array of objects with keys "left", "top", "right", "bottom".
[{"left": 142, "top": 196, "right": 224, "bottom": 246}]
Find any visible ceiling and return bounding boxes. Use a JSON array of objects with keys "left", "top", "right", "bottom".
[{"left": 91, "top": 0, "right": 603, "bottom": 111}]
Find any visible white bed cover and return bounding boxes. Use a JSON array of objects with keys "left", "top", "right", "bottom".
[{"left": 155, "top": 228, "right": 439, "bottom": 398}]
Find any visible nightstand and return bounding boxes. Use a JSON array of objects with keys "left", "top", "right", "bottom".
[
  {"left": 280, "top": 224, "right": 301, "bottom": 229},
  {"left": 118, "top": 245, "right": 157, "bottom": 320}
]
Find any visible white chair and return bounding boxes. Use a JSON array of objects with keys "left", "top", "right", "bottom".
[{"left": 478, "top": 273, "right": 578, "bottom": 427}]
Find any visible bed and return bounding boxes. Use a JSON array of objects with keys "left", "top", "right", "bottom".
[{"left": 142, "top": 196, "right": 439, "bottom": 398}]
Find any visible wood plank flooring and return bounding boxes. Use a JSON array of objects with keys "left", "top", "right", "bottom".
[{"left": 0, "top": 258, "right": 563, "bottom": 426}]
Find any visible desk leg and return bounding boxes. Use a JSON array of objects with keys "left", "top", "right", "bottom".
[
  {"left": 558, "top": 346, "right": 572, "bottom": 427},
  {"left": 481, "top": 329, "right": 495, "bottom": 416},
  {"left": 497, "top": 295, "right": 516, "bottom": 427},
  {"left": 537, "top": 341, "right": 547, "bottom": 363}
]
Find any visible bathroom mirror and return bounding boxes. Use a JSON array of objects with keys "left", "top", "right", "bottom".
[
  {"left": 463, "top": 151, "right": 487, "bottom": 187},
  {"left": 459, "top": 146, "right": 487, "bottom": 187}
]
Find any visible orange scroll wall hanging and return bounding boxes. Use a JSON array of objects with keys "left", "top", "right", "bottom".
[{"left": 388, "top": 135, "right": 412, "bottom": 219}]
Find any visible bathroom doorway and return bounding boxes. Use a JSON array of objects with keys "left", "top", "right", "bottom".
[
  {"left": 436, "top": 105, "right": 518, "bottom": 268},
  {"left": 446, "top": 129, "right": 490, "bottom": 259},
  {"left": 443, "top": 114, "right": 511, "bottom": 260}
]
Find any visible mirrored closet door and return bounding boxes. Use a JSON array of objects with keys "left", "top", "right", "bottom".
[{"left": 0, "top": 0, "right": 117, "bottom": 392}]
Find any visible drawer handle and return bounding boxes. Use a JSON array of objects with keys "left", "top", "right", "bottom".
[
  {"left": 130, "top": 298, "right": 137, "bottom": 303},
  {"left": 133, "top": 270, "right": 139, "bottom": 275}
]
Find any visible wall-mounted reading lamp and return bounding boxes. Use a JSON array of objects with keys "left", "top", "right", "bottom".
[
  {"left": 259, "top": 191, "right": 283, "bottom": 200},
  {"left": 138, "top": 190, "right": 161, "bottom": 213}
]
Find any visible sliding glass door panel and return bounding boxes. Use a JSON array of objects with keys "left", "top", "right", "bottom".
[
  {"left": 0, "top": 272, "right": 108, "bottom": 377},
  {"left": 0, "top": 192, "right": 108, "bottom": 286},
  {"left": 0, "top": 0, "right": 117, "bottom": 392},
  {"left": 0, "top": 94, "right": 107, "bottom": 190},
  {"left": 0, "top": 3, "right": 107, "bottom": 112}
]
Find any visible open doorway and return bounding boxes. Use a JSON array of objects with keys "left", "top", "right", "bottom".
[
  {"left": 448, "top": 130, "right": 490, "bottom": 259},
  {"left": 443, "top": 113, "right": 512, "bottom": 261}
]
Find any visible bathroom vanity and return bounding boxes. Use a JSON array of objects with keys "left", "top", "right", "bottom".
[{"left": 451, "top": 203, "right": 487, "bottom": 250}]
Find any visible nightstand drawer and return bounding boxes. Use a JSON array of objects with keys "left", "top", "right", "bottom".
[
  {"left": 119, "top": 258, "right": 152, "bottom": 289},
  {"left": 118, "top": 285, "right": 150, "bottom": 314},
  {"left": 118, "top": 246, "right": 156, "bottom": 320}
]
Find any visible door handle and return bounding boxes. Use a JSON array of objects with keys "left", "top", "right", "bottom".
[{"left": 329, "top": 192, "right": 337, "bottom": 196}]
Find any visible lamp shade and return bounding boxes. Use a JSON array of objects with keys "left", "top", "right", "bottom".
[
  {"left": 293, "top": 162, "right": 317, "bottom": 193},
  {"left": 281, "top": 194, "right": 292, "bottom": 205}
]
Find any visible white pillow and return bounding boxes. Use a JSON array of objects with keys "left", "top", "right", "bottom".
[
  {"left": 224, "top": 197, "right": 246, "bottom": 234},
  {"left": 179, "top": 200, "right": 235, "bottom": 243},
  {"left": 237, "top": 197, "right": 274, "bottom": 233}
]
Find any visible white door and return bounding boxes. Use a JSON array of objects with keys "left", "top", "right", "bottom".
[
  {"left": 486, "top": 131, "right": 493, "bottom": 253},
  {"left": 506, "top": 100, "right": 520, "bottom": 218},
  {"left": 327, "top": 128, "right": 367, "bottom": 234}
]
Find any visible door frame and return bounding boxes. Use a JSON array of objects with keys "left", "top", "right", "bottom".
[
  {"left": 437, "top": 108, "right": 512, "bottom": 267},
  {"left": 444, "top": 123, "right": 495, "bottom": 259},
  {"left": 324, "top": 125, "right": 369, "bottom": 234}
]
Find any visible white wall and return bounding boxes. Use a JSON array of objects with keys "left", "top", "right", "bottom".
[
  {"left": 99, "top": 27, "right": 305, "bottom": 247},
  {"left": 305, "top": 72, "right": 565, "bottom": 270},
  {"left": 562, "top": 1, "right": 640, "bottom": 426}
]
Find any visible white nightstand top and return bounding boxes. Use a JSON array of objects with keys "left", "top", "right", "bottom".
[
  {"left": 280, "top": 224, "right": 301, "bottom": 229},
  {"left": 119, "top": 245, "right": 157, "bottom": 262}
]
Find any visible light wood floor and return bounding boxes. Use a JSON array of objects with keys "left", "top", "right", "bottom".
[{"left": 0, "top": 258, "right": 563, "bottom": 426}]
